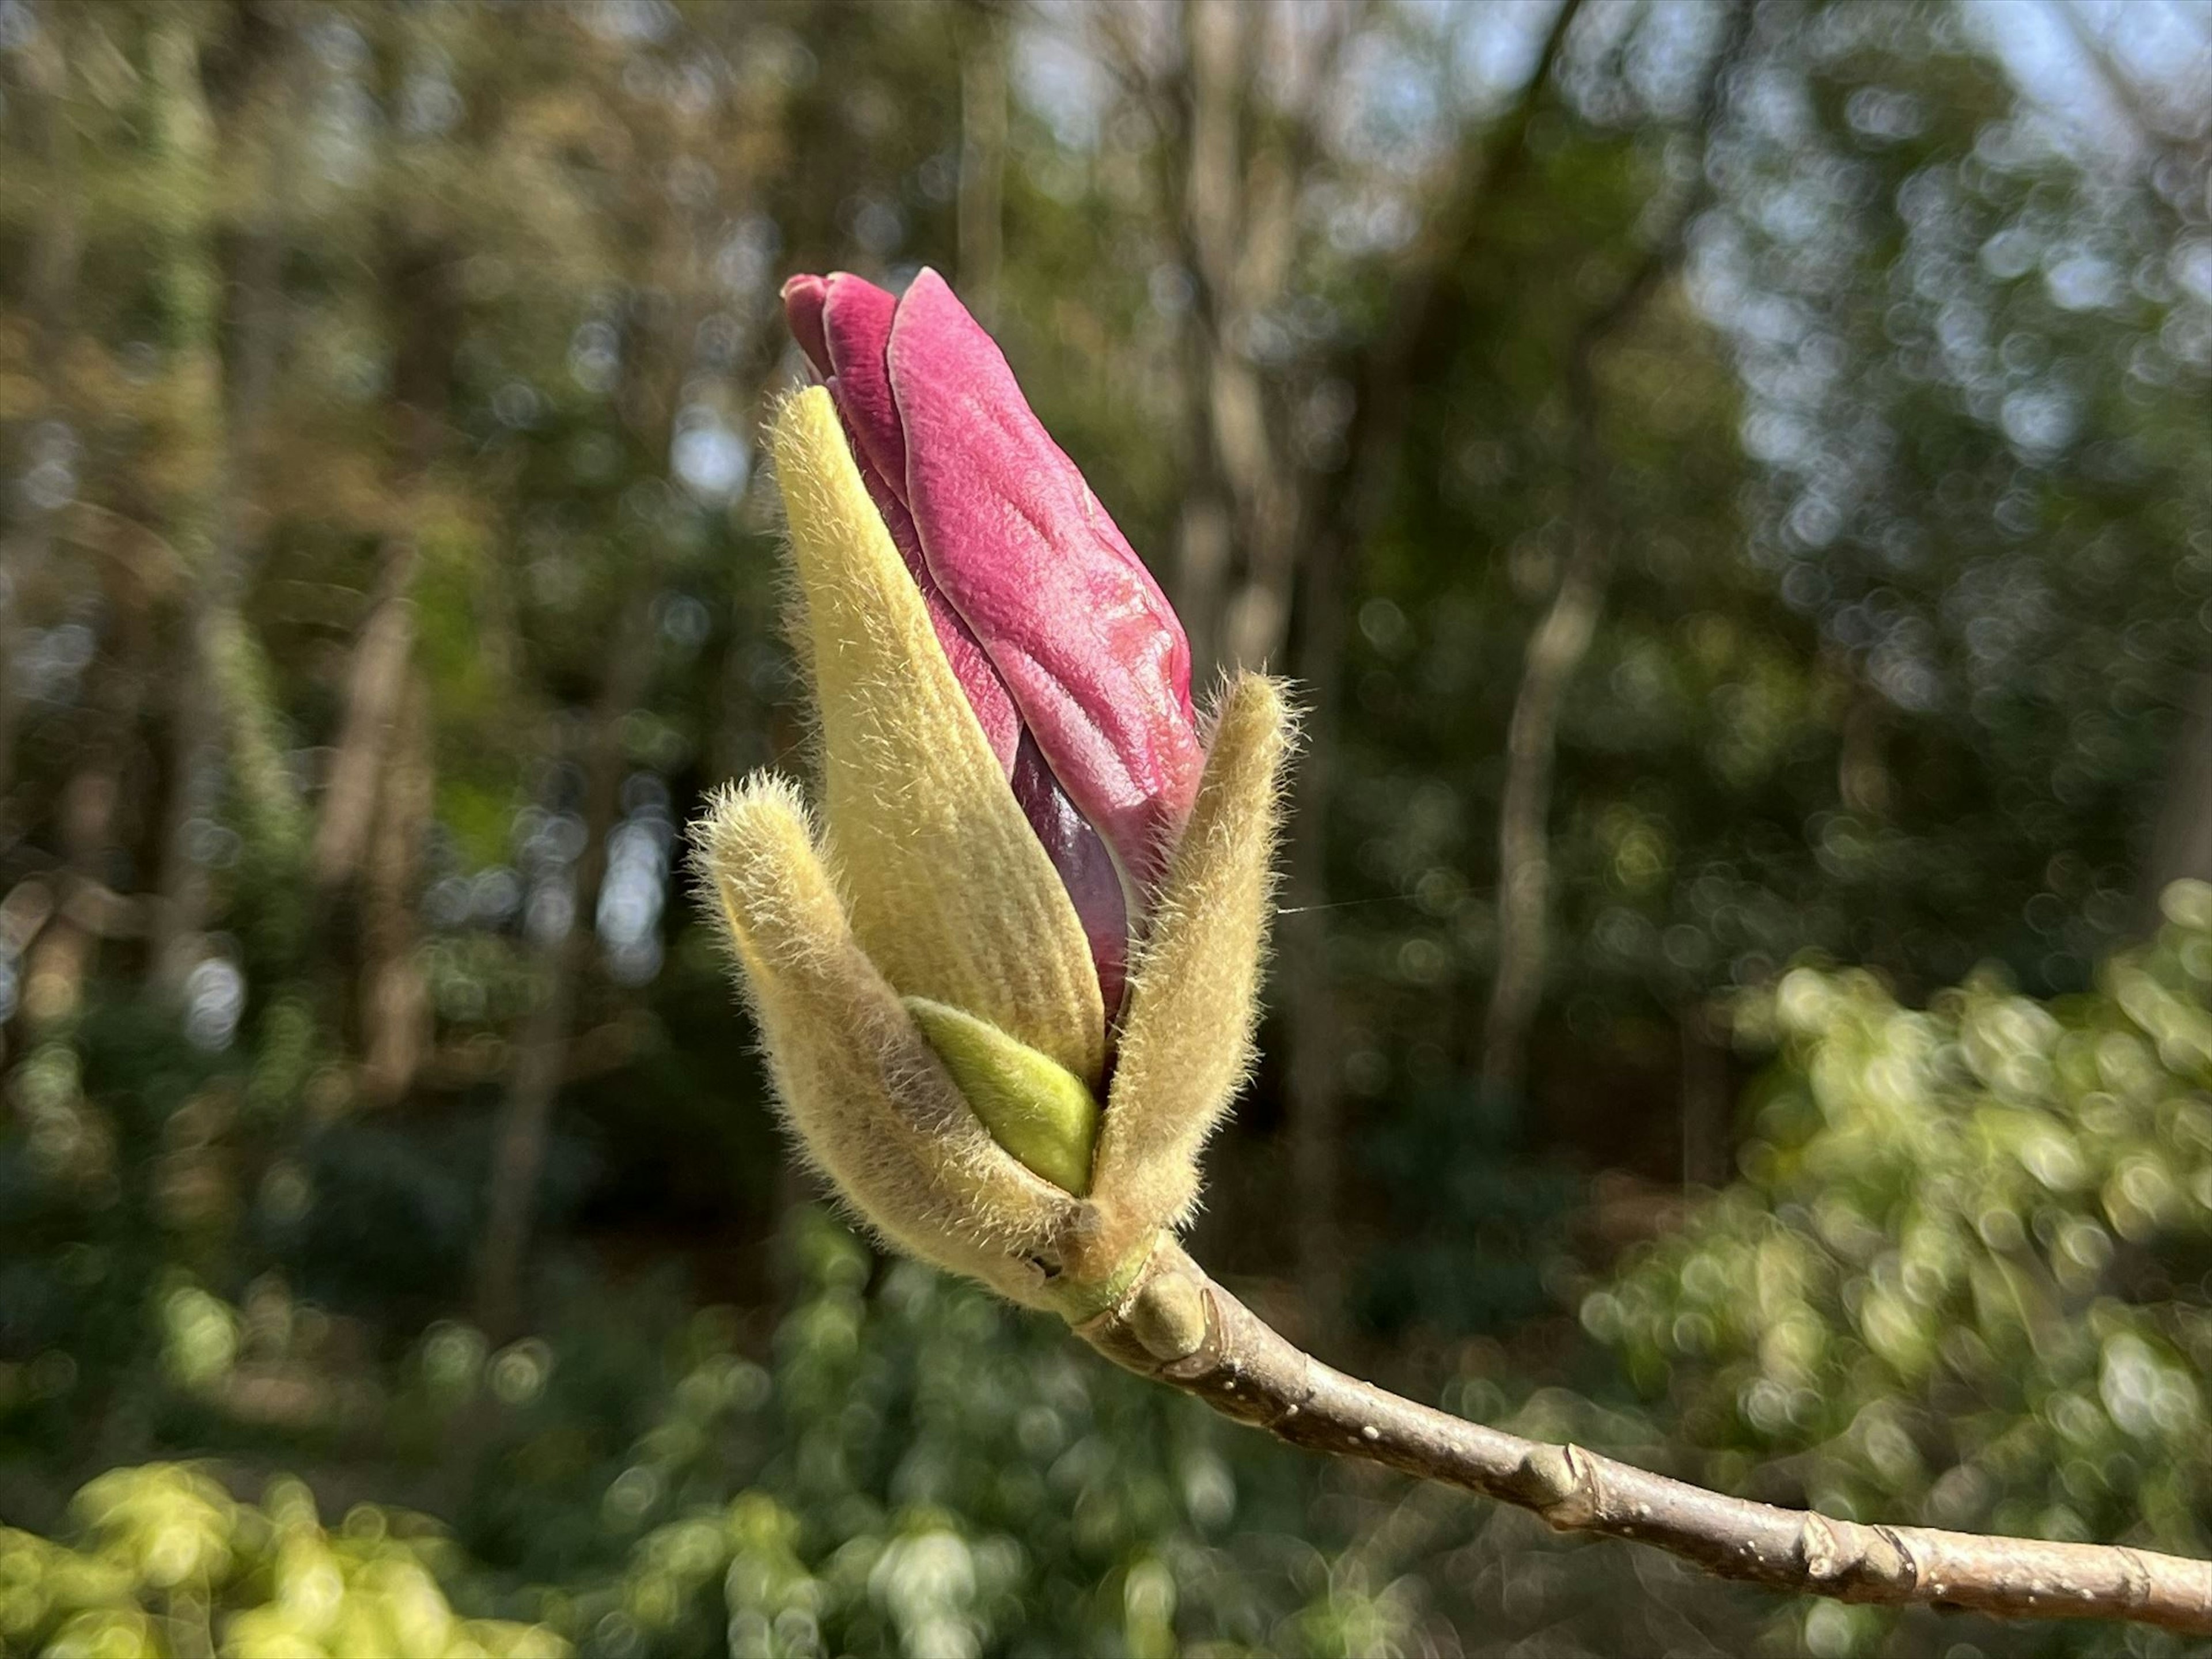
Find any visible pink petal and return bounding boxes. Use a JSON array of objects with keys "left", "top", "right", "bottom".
[
  {"left": 1012, "top": 734, "right": 1128, "bottom": 1025},
  {"left": 782, "top": 271, "right": 1021, "bottom": 772},
  {"left": 780, "top": 274, "right": 830, "bottom": 376},
  {"left": 817, "top": 274, "right": 908, "bottom": 502},
  {"left": 863, "top": 455, "right": 1024, "bottom": 774},
  {"left": 781, "top": 269, "right": 1160, "bottom": 1014},
  {"left": 888, "top": 269, "right": 1203, "bottom": 895}
]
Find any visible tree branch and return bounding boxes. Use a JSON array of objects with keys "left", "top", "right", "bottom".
[{"left": 1074, "top": 1240, "right": 2212, "bottom": 1634}]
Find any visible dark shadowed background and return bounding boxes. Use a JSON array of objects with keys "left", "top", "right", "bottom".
[{"left": 5, "top": 1, "right": 2212, "bottom": 1654}]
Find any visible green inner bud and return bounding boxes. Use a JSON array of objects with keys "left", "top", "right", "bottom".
[{"left": 904, "top": 997, "right": 1100, "bottom": 1195}]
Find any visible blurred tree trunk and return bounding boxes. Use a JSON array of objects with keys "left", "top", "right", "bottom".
[
  {"left": 1279, "top": 514, "right": 1350, "bottom": 1331},
  {"left": 1165, "top": 0, "right": 1308, "bottom": 680},
  {"left": 307, "top": 28, "right": 468, "bottom": 1093},
  {"left": 1836, "top": 665, "right": 1895, "bottom": 819},
  {"left": 475, "top": 589, "right": 657, "bottom": 1340},
  {"left": 358, "top": 675, "right": 433, "bottom": 1106},
  {"left": 955, "top": 0, "right": 1007, "bottom": 329},
  {"left": 1279, "top": 0, "right": 1585, "bottom": 1328},
  {"left": 471, "top": 50, "right": 753, "bottom": 1327},
  {"left": 1679, "top": 999, "right": 1733, "bottom": 1190},
  {"left": 1479, "top": 410, "right": 1607, "bottom": 1097},
  {"left": 1165, "top": 0, "right": 1244, "bottom": 677},
  {"left": 146, "top": 7, "right": 299, "bottom": 993},
  {"left": 309, "top": 292, "right": 442, "bottom": 914},
  {"left": 309, "top": 540, "right": 420, "bottom": 895},
  {"left": 1090, "top": 0, "right": 1372, "bottom": 1321},
  {"left": 2142, "top": 672, "right": 2212, "bottom": 925},
  {"left": 139, "top": 9, "right": 224, "bottom": 997},
  {"left": 0, "top": 1, "right": 83, "bottom": 828},
  {"left": 20, "top": 561, "right": 160, "bottom": 1029},
  {"left": 1479, "top": 7, "right": 1745, "bottom": 1099}
]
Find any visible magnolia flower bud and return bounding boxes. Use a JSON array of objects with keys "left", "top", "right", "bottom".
[{"left": 696, "top": 270, "right": 1291, "bottom": 1316}]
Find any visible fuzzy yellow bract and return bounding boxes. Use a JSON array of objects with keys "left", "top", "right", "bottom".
[
  {"left": 768, "top": 387, "right": 1105, "bottom": 1088},
  {"left": 697, "top": 774, "right": 1079, "bottom": 1308},
  {"left": 1082, "top": 673, "right": 1295, "bottom": 1278}
]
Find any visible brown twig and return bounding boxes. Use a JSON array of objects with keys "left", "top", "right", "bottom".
[{"left": 1074, "top": 1240, "right": 2212, "bottom": 1634}]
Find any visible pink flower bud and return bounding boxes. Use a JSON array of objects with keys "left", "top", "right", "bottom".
[{"left": 782, "top": 268, "right": 1205, "bottom": 1024}]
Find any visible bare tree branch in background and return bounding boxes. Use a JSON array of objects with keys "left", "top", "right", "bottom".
[
  {"left": 1170, "top": 0, "right": 1259, "bottom": 677},
  {"left": 1077, "top": 1239, "right": 2212, "bottom": 1635},
  {"left": 1155, "top": 0, "right": 1357, "bottom": 681},
  {"left": 1480, "top": 3, "right": 1750, "bottom": 1099}
]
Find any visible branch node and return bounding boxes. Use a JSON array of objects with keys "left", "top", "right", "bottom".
[
  {"left": 1797, "top": 1514, "right": 1849, "bottom": 1584},
  {"left": 1126, "top": 1264, "right": 1209, "bottom": 1363},
  {"left": 1866, "top": 1524, "right": 1917, "bottom": 1593},
  {"left": 2118, "top": 1547, "right": 2156, "bottom": 1610},
  {"left": 1514, "top": 1443, "right": 1599, "bottom": 1529}
]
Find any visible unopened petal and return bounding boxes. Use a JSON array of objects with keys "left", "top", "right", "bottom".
[
  {"left": 769, "top": 387, "right": 1106, "bottom": 1085},
  {"left": 1011, "top": 736, "right": 1128, "bottom": 1025},
  {"left": 781, "top": 274, "right": 831, "bottom": 377},
  {"left": 694, "top": 772, "right": 1078, "bottom": 1304},
  {"left": 1090, "top": 675, "right": 1295, "bottom": 1260},
  {"left": 888, "top": 268, "right": 1205, "bottom": 898},
  {"left": 817, "top": 273, "right": 906, "bottom": 498}
]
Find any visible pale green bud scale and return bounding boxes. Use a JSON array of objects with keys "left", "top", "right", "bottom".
[{"left": 904, "top": 997, "right": 1101, "bottom": 1195}]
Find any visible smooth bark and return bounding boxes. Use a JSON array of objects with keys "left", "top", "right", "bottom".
[{"left": 1080, "top": 1238, "right": 2212, "bottom": 1634}]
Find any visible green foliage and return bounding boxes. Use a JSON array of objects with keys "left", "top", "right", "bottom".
[
  {"left": 0, "top": 1463, "right": 562, "bottom": 1658},
  {"left": 2, "top": 1211, "right": 1378, "bottom": 1659},
  {"left": 529, "top": 1214, "right": 1286, "bottom": 1658},
  {"left": 1587, "top": 885, "right": 2212, "bottom": 1654}
]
